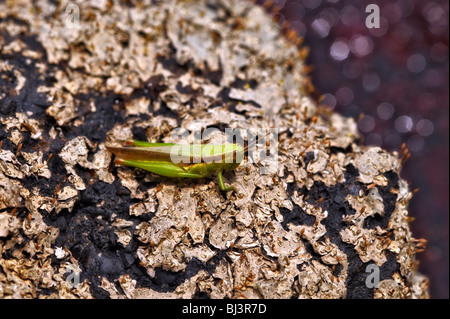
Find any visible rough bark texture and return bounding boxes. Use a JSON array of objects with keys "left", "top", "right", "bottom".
[{"left": 0, "top": 0, "right": 429, "bottom": 298}]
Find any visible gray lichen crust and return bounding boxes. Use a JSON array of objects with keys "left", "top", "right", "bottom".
[{"left": 0, "top": 0, "right": 429, "bottom": 298}]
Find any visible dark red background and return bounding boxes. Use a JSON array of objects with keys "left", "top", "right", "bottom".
[{"left": 259, "top": 0, "right": 449, "bottom": 298}]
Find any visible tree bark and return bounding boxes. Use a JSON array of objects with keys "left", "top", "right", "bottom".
[{"left": 0, "top": 0, "right": 429, "bottom": 299}]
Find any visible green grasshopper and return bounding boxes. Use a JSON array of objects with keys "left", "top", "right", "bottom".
[{"left": 106, "top": 137, "right": 264, "bottom": 191}]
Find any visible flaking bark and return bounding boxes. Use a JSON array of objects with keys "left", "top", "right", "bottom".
[{"left": 0, "top": 0, "right": 429, "bottom": 299}]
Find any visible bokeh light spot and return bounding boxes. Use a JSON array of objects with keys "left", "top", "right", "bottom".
[
  {"left": 407, "top": 135, "right": 425, "bottom": 152},
  {"left": 330, "top": 40, "right": 350, "bottom": 61},
  {"left": 321, "top": 93, "right": 337, "bottom": 109},
  {"left": 290, "top": 20, "right": 306, "bottom": 37},
  {"left": 430, "top": 42, "right": 449, "bottom": 62},
  {"left": 362, "top": 73, "right": 381, "bottom": 92},
  {"left": 407, "top": 53, "right": 427, "bottom": 73},
  {"left": 377, "top": 102, "right": 395, "bottom": 120},
  {"left": 366, "top": 132, "right": 383, "bottom": 146},
  {"left": 342, "top": 60, "right": 364, "bottom": 79},
  {"left": 336, "top": 86, "right": 354, "bottom": 105},
  {"left": 303, "top": 0, "right": 321, "bottom": 10},
  {"left": 416, "top": 118, "right": 434, "bottom": 136},
  {"left": 349, "top": 35, "right": 374, "bottom": 57},
  {"left": 311, "top": 18, "right": 331, "bottom": 38},
  {"left": 423, "top": 69, "right": 445, "bottom": 88},
  {"left": 359, "top": 114, "right": 376, "bottom": 133},
  {"left": 423, "top": 2, "right": 446, "bottom": 23},
  {"left": 395, "top": 115, "right": 414, "bottom": 133}
]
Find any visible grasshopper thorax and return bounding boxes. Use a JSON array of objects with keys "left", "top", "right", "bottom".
[{"left": 201, "top": 143, "right": 244, "bottom": 170}]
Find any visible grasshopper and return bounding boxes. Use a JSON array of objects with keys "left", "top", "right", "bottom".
[{"left": 106, "top": 138, "right": 259, "bottom": 191}]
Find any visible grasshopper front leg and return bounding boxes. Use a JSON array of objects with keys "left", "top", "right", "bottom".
[{"left": 217, "top": 170, "right": 235, "bottom": 192}]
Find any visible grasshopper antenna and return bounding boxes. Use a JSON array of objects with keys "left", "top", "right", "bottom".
[{"left": 243, "top": 130, "right": 274, "bottom": 153}]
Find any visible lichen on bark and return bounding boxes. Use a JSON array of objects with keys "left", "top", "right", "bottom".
[{"left": 0, "top": 0, "right": 429, "bottom": 299}]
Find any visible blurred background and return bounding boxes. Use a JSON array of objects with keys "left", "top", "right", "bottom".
[{"left": 257, "top": 0, "right": 449, "bottom": 298}]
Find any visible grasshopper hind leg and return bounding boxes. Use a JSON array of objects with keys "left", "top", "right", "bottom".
[{"left": 116, "top": 159, "right": 203, "bottom": 178}]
